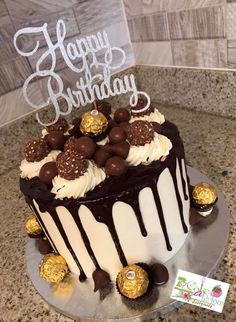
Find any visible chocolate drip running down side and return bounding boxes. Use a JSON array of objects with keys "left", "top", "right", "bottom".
[{"left": 20, "top": 120, "right": 189, "bottom": 277}]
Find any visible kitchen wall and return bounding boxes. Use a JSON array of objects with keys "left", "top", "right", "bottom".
[
  {"left": 124, "top": 0, "right": 236, "bottom": 68},
  {"left": 0, "top": 0, "right": 134, "bottom": 126}
]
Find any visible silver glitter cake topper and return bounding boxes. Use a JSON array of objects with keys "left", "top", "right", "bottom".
[{"left": 13, "top": 19, "right": 150, "bottom": 126}]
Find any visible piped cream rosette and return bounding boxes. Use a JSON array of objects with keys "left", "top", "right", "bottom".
[
  {"left": 20, "top": 150, "right": 60, "bottom": 179},
  {"left": 51, "top": 161, "right": 106, "bottom": 199},
  {"left": 126, "top": 133, "right": 172, "bottom": 166}
]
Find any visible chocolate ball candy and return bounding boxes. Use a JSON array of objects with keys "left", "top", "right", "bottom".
[
  {"left": 46, "top": 131, "right": 66, "bottom": 150},
  {"left": 39, "top": 254, "right": 68, "bottom": 284},
  {"left": 114, "top": 108, "right": 131, "bottom": 123},
  {"left": 37, "top": 238, "right": 53, "bottom": 255},
  {"left": 94, "top": 149, "right": 111, "bottom": 167},
  {"left": 108, "top": 127, "right": 127, "bottom": 144},
  {"left": 100, "top": 143, "right": 113, "bottom": 153},
  {"left": 116, "top": 264, "right": 149, "bottom": 299},
  {"left": 96, "top": 100, "right": 112, "bottom": 119},
  {"left": 110, "top": 142, "right": 130, "bottom": 159},
  {"left": 39, "top": 161, "right": 58, "bottom": 184},
  {"left": 119, "top": 122, "right": 129, "bottom": 132},
  {"left": 46, "top": 117, "right": 69, "bottom": 133},
  {"left": 24, "top": 138, "right": 50, "bottom": 162},
  {"left": 108, "top": 119, "right": 118, "bottom": 129},
  {"left": 25, "top": 215, "right": 43, "bottom": 238},
  {"left": 127, "top": 120, "right": 154, "bottom": 146},
  {"left": 56, "top": 151, "right": 88, "bottom": 180},
  {"left": 80, "top": 110, "right": 108, "bottom": 136},
  {"left": 105, "top": 156, "right": 127, "bottom": 176},
  {"left": 75, "top": 136, "right": 96, "bottom": 159},
  {"left": 150, "top": 263, "right": 169, "bottom": 286}
]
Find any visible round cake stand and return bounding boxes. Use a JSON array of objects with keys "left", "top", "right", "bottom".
[{"left": 25, "top": 167, "right": 230, "bottom": 321}]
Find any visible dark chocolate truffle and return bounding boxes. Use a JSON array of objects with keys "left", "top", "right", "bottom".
[
  {"left": 131, "top": 97, "right": 154, "bottom": 117},
  {"left": 96, "top": 100, "right": 112, "bottom": 119},
  {"left": 127, "top": 120, "right": 154, "bottom": 146},
  {"left": 105, "top": 156, "right": 127, "bottom": 176},
  {"left": 108, "top": 127, "right": 127, "bottom": 144},
  {"left": 39, "top": 161, "right": 58, "bottom": 184},
  {"left": 114, "top": 108, "right": 131, "bottom": 123},
  {"left": 150, "top": 263, "right": 169, "bottom": 286},
  {"left": 56, "top": 151, "right": 88, "bottom": 180},
  {"left": 46, "top": 131, "right": 66, "bottom": 150},
  {"left": 37, "top": 238, "right": 53, "bottom": 255},
  {"left": 92, "top": 269, "right": 111, "bottom": 292},
  {"left": 68, "top": 117, "right": 82, "bottom": 137},
  {"left": 75, "top": 136, "right": 97, "bottom": 159},
  {"left": 94, "top": 149, "right": 111, "bottom": 167},
  {"left": 46, "top": 117, "right": 69, "bottom": 133},
  {"left": 64, "top": 136, "right": 79, "bottom": 153},
  {"left": 24, "top": 139, "right": 50, "bottom": 162},
  {"left": 110, "top": 141, "right": 130, "bottom": 159}
]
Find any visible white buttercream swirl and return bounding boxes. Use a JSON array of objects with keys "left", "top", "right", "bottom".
[
  {"left": 96, "top": 136, "right": 109, "bottom": 146},
  {"left": 130, "top": 108, "right": 165, "bottom": 124},
  {"left": 126, "top": 133, "right": 172, "bottom": 166},
  {"left": 51, "top": 161, "right": 106, "bottom": 199},
  {"left": 20, "top": 150, "right": 60, "bottom": 179}
]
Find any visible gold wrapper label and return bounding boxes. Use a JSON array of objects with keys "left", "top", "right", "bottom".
[
  {"left": 25, "top": 215, "right": 42, "bottom": 236},
  {"left": 80, "top": 110, "right": 108, "bottom": 136},
  {"left": 117, "top": 264, "right": 149, "bottom": 299},
  {"left": 39, "top": 254, "right": 68, "bottom": 284},
  {"left": 192, "top": 182, "right": 217, "bottom": 206}
]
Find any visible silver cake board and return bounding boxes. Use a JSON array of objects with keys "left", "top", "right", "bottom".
[{"left": 25, "top": 167, "right": 230, "bottom": 321}]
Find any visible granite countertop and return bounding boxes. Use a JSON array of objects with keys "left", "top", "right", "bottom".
[{"left": 0, "top": 104, "right": 235, "bottom": 322}]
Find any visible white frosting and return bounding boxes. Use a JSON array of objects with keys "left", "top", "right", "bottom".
[
  {"left": 51, "top": 161, "right": 106, "bottom": 199},
  {"left": 96, "top": 136, "right": 109, "bottom": 146},
  {"left": 20, "top": 150, "right": 60, "bottom": 179},
  {"left": 126, "top": 133, "right": 172, "bottom": 166},
  {"left": 130, "top": 108, "right": 165, "bottom": 124}
]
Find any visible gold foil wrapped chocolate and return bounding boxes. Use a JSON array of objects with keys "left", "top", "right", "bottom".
[
  {"left": 80, "top": 110, "right": 108, "bottom": 136},
  {"left": 25, "top": 215, "right": 42, "bottom": 237},
  {"left": 39, "top": 254, "right": 68, "bottom": 284},
  {"left": 117, "top": 264, "right": 149, "bottom": 299},
  {"left": 192, "top": 182, "right": 217, "bottom": 206}
]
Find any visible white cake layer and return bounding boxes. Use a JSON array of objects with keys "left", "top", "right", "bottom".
[{"left": 33, "top": 158, "right": 190, "bottom": 280}]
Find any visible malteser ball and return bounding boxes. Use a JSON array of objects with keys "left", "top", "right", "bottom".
[
  {"left": 94, "top": 149, "right": 111, "bottom": 167},
  {"left": 105, "top": 156, "right": 127, "bottom": 176},
  {"left": 75, "top": 136, "right": 96, "bottom": 159},
  {"left": 119, "top": 122, "right": 130, "bottom": 132},
  {"left": 108, "top": 127, "right": 127, "bottom": 144},
  {"left": 117, "top": 264, "right": 149, "bottom": 299},
  {"left": 80, "top": 110, "right": 108, "bottom": 136},
  {"left": 46, "top": 131, "right": 66, "bottom": 150},
  {"left": 39, "top": 161, "right": 58, "bottom": 184},
  {"left": 38, "top": 238, "right": 53, "bottom": 255},
  {"left": 25, "top": 215, "right": 42, "bottom": 238},
  {"left": 110, "top": 141, "right": 130, "bottom": 159},
  {"left": 39, "top": 254, "right": 68, "bottom": 284},
  {"left": 192, "top": 182, "right": 217, "bottom": 206},
  {"left": 114, "top": 108, "right": 131, "bottom": 123}
]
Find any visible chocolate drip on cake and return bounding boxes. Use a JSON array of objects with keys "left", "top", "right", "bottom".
[
  {"left": 149, "top": 182, "right": 172, "bottom": 251},
  {"left": 20, "top": 120, "right": 189, "bottom": 275},
  {"left": 69, "top": 206, "right": 101, "bottom": 270},
  {"left": 168, "top": 159, "right": 188, "bottom": 233},
  {"left": 178, "top": 158, "right": 189, "bottom": 201},
  {"left": 29, "top": 201, "right": 58, "bottom": 253},
  {"left": 85, "top": 202, "right": 128, "bottom": 267}
]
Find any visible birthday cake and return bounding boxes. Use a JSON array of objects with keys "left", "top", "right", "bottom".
[{"left": 20, "top": 101, "right": 190, "bottom": 290}]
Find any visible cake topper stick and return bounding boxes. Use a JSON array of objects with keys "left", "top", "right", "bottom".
[{"left": 93, "top": 100, "right": 98, "bottom": 110}]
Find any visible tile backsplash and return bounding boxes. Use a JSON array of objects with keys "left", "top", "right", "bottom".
[
  {"left": 0, "top": 0, "right": 134, "bottom": 126},
  {"left": 124, "top": 0, "right": 236, "bottom": 69},
  {"left": 1, "top": 0, "right": 236, "bottom": 127}
]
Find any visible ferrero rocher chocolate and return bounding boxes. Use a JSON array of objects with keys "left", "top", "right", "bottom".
[
  {"left": 80, "top": 110, "right": 108, "bottom": 136},
  {"left": 192, "top": 182, "right": 217, "bottom": 206},
  {"left": 117, "top": 264, "right": 149, "bottom": 299},
  {"left": 39, "top": 254, "right": 68, "bottom": 284},
  {"left": 25, "top": 215, "right": 42, "bottom": 238}
]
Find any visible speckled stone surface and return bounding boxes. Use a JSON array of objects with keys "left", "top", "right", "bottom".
[
  {"left": 0, "top": 104, "right": 235, "bottom": 321},
  {"left": 136, "top": 65, "right": 236, "bottom": 119}
]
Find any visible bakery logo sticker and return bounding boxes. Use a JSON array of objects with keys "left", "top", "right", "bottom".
[
  {"left": 13, "top": 19, "right": 150, "bottom": 126},
  {"left": 171, "top": 270, "right": 229, "bottom": 313}
]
